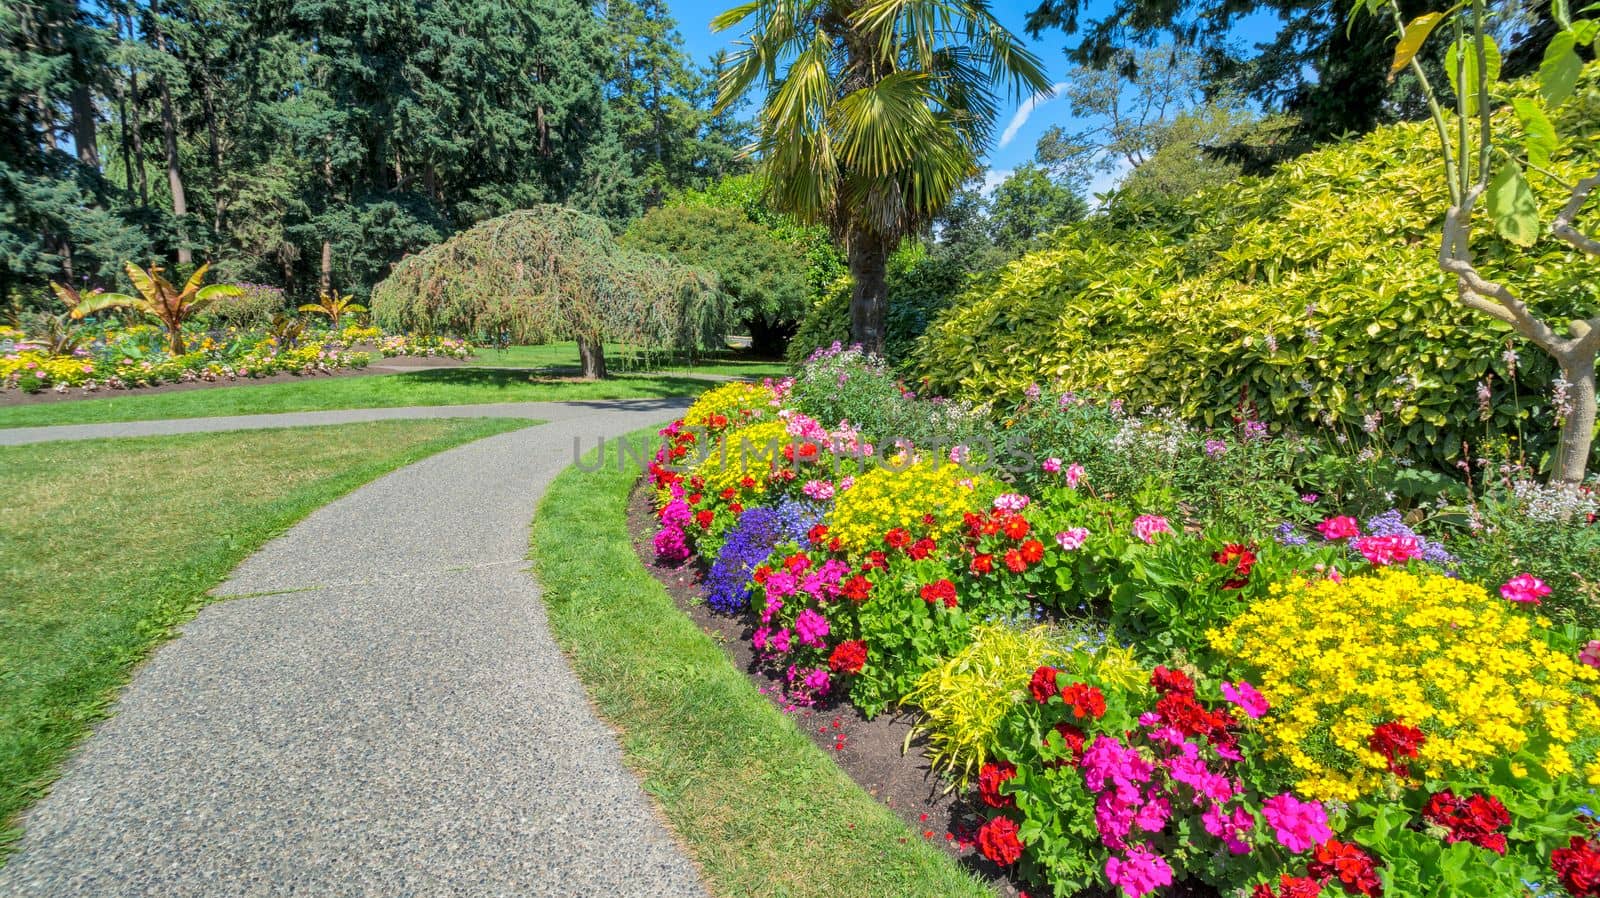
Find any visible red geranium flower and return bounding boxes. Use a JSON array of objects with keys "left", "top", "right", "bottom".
[
  {"left": 739, "top": 475, "right": 756, "bottom": 489},
  {"left": 752, "top": 565, "right": 772, "bottom": 584},
  {"left": 841, "top": 575, "right": 872, "bottom": 603},
  {"left": 1253, "top": 875, "right": 1325, "bottom": 898},
  {"left": 687, "top": 493, "right": 702, "bottom": 505},
  {"left": 1156, "top": 691, "right": 1231, "bottom": 741},
  {"left": 1554, "top": 836, "right": 1600, "bottom": 897},
  {"left": 977, "top": 761, "right": 1017, "bottom": 808},
  {"left": 1042, "top": 722, "right": 1087, "bottom": 767},
  {"left": 885, "top": 528, "right": 912, "bottom": 550},
  {"left": 1151, "top": 665, "right": 1196, "bottom": 697},
  {"left": 1369, "top": 721, "right": 1426, "bottom": 776},
  {"left": 720, "top": 487, "right": 738, "bottom": 500},
  {"left": 828, "top": 639, "right": 868, "bottom": 674},
  {"left": 1020, "top": 538, "right": 1045, "bottom": 564},
  {"left": 863, "top": 550, "right": 888, "bottom": 571},
  {"left": 1003, "top": 515, "right": 1030, "bottom": 540},
  {"left": 1003, "top": 548, "right": 1027, "bottom": 573},
  {"left": 1061, "top": 682, "right": 1107, "bottom": 720},
  {"left": 1029, "top": 666, "right": 1060, "bottom": 704},
  {"left": 784, "top": 554, "right": 811, "bottom": 574},
  {"left": 971, "top": 553, "right": 995, "bottom": 574},
  {"left": 919, "top": 579, "right": 958, "bottom": 608},
  {"left": 1423, "top": 791, "right": 1510, "bottom": 854},
  {"left": 1308, "top": 839, "right": 1383, "bottom": 896},
  {"left": 808, "top": 524, "right": 830, "bottom": 545},
  {"left": 695, "top": 509, "right": 714, "bottom": 529},
  {"left": 909, "top": 537, "right": 937, "bottom": 560},
  {"left": 977, "top": 816, "right": 1024, "bottom": 866}
]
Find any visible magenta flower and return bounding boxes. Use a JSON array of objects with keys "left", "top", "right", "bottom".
[
  {"left": 767, "top": 628, "right": 792, "bottom": 653},
  {"left": 801, "top": 479, "right": 836, "bottom": 501},
  {"left": 1204, "top": 439, "right": 1228, "bottom": 458},
  {"left": 794, "top": 609, "right": 830, "bottom": 647},
  {"left": 1221, "top": 681, "right": 1270, "bottom": 719},
  {"left": 1202, "top": 803, "right": 1256, "bottom": 854},
  {"left": 1581, "top": 641, "right": 1600, "bottom": 670},
  {"left": 1055, "top": 527, "right": 1090, "bottom": 551},
  {"left": 1042, "top": 457, "right": 1063, "bottom": 473},
  {"left": 765, "top": 570, "right": 798, "bottom": 598},
  {"left": 993, "top": 492, "right": 1030, "bottom": 513},
  {"left": 1064, "top": 462, "right": 1086, "bottom": 488},
  {"left": 1132, "top": 515, "right": 1172, "bottom": 544},
  {"left": 1260, "top": 793, "right": 1332, "bottom": 853},
  {"left": 1316, "top": 515, "right": 1361, "bottom": 540},
  {"left": 1500, "top": 573, "right": 1551, "bottom": 605},
  {"left": 1105, "top": 846, "right": 1174, "bottom": 898},
  {"left": 1352, "top": 534, "right": 1421, "bottom": 566}
]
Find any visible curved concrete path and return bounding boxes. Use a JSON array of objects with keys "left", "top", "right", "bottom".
[{"left": 0, "top": 398, "right": 707, "bottom": 898}]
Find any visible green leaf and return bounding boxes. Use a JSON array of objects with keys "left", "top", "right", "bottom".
[
  {"left": 1554, "top": 0, "right": 1573, "bottom": 28},
  {"left": 1512, "top": 98, "right": 1558, "bottom": 167},
  {"left": 1572, "top": 19, "right": 1600, "bottom": 45},
  {"left": 1539, "top": 31, "right": 1583, "bottom": 105},
  {"left": 1391, "top": 13, "right": 1446, "bottom": 77},
  {"left": 1487, "top": 160, "right": 1541, "bottom": 247}
]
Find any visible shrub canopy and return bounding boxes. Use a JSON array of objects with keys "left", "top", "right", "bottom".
[
  {"left": 371, "top": 205, "right": 731, "bottom": 356},
  {"left": 917, "top": 67, "right": 1600, "bottom": 469}
]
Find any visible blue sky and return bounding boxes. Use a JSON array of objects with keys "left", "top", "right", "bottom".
[{"left": 669, "top": 0, "right": 1286, "bottom": 197}]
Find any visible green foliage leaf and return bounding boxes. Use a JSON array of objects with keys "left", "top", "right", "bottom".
[
  {"left": 1487, "top": 160, "right": 1541, "bottom": 247},
  {"left": 1540, "top": 31, "right": 1584, "bottom": 104},
  {"left": 1512, "top": 98, "right": 1558, "bottom": 167},
  {"left": 1446, "top": 33, "right": 1502, "bottom": 115}
]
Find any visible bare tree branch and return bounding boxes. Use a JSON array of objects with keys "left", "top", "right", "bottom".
[
  {"left": 1440, "top": 185, "right": 1576, "bottom": 356},
  {"left": 1552, "top": 174, "right": 1600, "bottom": 257}
]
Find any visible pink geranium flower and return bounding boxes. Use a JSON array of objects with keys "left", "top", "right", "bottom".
[
  {"left": 1063, "top": 462, "right": 1086, "bottom": 488},
  {"left": 1105, "top": 846, "right": 1174, "bottom": 898},
  {"left": 1042, "top": 457, "right": 1062, "bottom": 473},
  {"left": 1316, "top": 515, "right": 1361, "bottom": 541},
  {"left": 1221, "top": 681, "right": 1270, "bottom": 719},
  {"left": 1261, "top": 793, "right": 1332, "bottom": 853},
  {"left": 1500, "top": 573, "right": 1551, "bottom": 605},
  {"left": 1055, "top": 527, "right": 1090, "bottom": 551},
  {"left": 1352, "top": 534, "right": 1421, "bottom": 566},
  {"left": 1132, "top": 515, "right": 1172, "bottom": 544}
]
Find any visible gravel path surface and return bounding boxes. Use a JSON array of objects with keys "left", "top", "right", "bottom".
[
  {"left": 0, "top": 398, "right": 708, "bottom": 898},
  {"left": 0, "top": 397, "right": 688, "bottom": 445}
]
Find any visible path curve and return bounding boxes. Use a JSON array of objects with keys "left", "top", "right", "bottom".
[
  {"left": 0, "top": 398, "right": 686, "bottom": 445},
  {"left": 0, "top": 399, "right": 707, "bottom": 898}
]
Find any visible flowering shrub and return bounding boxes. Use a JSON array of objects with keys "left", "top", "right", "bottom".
[
  {"left": 1211, "top": 568, "right": 1600, "bottom": 801},
  {"left": 376, "top": 333, "right": 472, "bottom": 359}
]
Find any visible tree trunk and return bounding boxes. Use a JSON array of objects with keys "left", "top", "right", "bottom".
[
  {"left": 120, "top": 12, "right": 149, "bottom": 207},
  {"left": 70, "top": 81, "right": 99, "bottom": 168},
  {"left": 1553, "top": 353, "right": 1597, "bottom": 486},
  {"left": 847, "top": 226, "right": 892, "bottom": 356},
  {"left": 578, "top": 334, "right": 608, "bottom": 379},
  {"left": 152, "top": 25, "right": 190, "bottom": 264},
  {"left": 320, "top": 239, "right": 333, "bottom": 293},
  {"left": 746, "top": 312, "right": 796, "bottom": 358}
]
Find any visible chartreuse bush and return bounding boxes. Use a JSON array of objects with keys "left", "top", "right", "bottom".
[{"left": 917, "top": 65, "right": 1600, "bottom": 470}]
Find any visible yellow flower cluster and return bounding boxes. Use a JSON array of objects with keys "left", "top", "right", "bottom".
[
  {"left": 683, "top": 382, "right": 775, "bottom": 431},
  {"left": 690, "top": 419, "right": 790, "bottom": 499},
  {"left": 1210, "top": 568, "right": 1600, "bottom": 801},
  {"left": 828, "top": 459, "right": 990, "bottom": 553},
  {"left": 1, "top": 351, "right": 94, "bottom": 386}
]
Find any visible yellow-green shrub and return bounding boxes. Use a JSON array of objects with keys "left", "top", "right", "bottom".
[
  {"left": 827, "top": 458, "right": 991, "bottom": 553},
  {"left": 903, "top": 624, "right": 1144, "bottom": 784},
  {"left": 916, "top": 66, "right": 1600, "bottom": 468}
]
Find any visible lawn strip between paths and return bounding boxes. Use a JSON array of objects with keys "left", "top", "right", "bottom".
[
  {"left": 531, "top": 429, "right": 996, "bottom": 898},
  {"left": 0, "top": 417, "right": 537, "bottom": 855}
]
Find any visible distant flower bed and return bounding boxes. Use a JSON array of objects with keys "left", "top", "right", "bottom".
[{"left": 647, "top": 344, "right": 1600, "bottom": 898}]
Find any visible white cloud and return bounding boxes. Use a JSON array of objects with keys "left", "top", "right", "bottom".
[
  {"left": 980, "top": 168, "right": 1013, "bottom": 196},
  {"left": 998, "top": 82, "right": 1068, "bottom": 150}
]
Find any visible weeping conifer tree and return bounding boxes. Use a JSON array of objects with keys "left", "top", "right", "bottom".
[{"left": 370, "top": 205, "right": 730, "bottom": 378}]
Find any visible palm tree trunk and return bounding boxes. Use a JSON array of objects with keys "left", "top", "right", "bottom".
[{"left": 847, "top": 226, "right": 892, "bottom": 356}]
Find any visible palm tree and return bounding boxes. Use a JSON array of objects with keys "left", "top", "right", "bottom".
[
  {"left": 713, "top": 0, "right": 1051, "bottom": 355},
  {"left": 299, "top": 289, "right": 368, "bottom": 329},
  {"left": 76, "top": 262, "right": 241, "bottom": 355}
]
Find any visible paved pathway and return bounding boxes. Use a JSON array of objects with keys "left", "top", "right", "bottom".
[
  {"left": 0, "top": 398, "right": 707, "bottom": 898},
  {"left": 0, "top": 398, "right": 688, "bottom": 445}
]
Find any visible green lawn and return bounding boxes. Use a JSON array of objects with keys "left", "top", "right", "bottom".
[
  {"left": 470, "top": 341, "right": 787, "bottom": 378},
  {"left": 0, "top": 417, "right": 536, "bottom": 852},
  {"left": 0, "top": 368, "right": 715, "bottom": 429},
  {"left": 531, "top": 430, "right": 993, "bottom": 898}
]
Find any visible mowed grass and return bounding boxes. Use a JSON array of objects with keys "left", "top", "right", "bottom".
[
  {"left": 0, "top": 417, "right": 536, "bottom": 852},
  {"left": 470, "top": 341, "right": 787, "bottom": 378},
  {"left": 531, "top": 431, "right": 994, "bottom": 898},
  {"left": 0, "top": 367, "right": 714, "bottom": 429}
]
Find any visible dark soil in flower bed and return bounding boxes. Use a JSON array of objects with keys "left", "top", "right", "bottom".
[
  {"left": 0, "top": 349, "right": 463, "bottom": 408},
  {"left": 624, "top": 479, "right": 1028, "bottom": 896}
]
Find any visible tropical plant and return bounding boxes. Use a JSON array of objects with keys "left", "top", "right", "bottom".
[
  {"left": 712, "top": 0, "right": 1052, "bottom": 355},
  {"left": 74, "top": 262, "right": 242, "bottom": 355},
  {"left": 371, "top": 205, "right": 730, "bottom": 378},
  {"left": 1362, "top": 0, "right": 1600, "bottom": 484},
  {"left": 298, "top": 289, "right": 367, "bottom": 328}
]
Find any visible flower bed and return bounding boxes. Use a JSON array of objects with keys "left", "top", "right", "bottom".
[{"left": 647, "top": 346, "right": 1600, "bottom": 898}]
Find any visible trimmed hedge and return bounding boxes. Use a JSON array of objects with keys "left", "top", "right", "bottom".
[{"left": 916, "top": 67, "right": 1600, "bottom": 469}]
